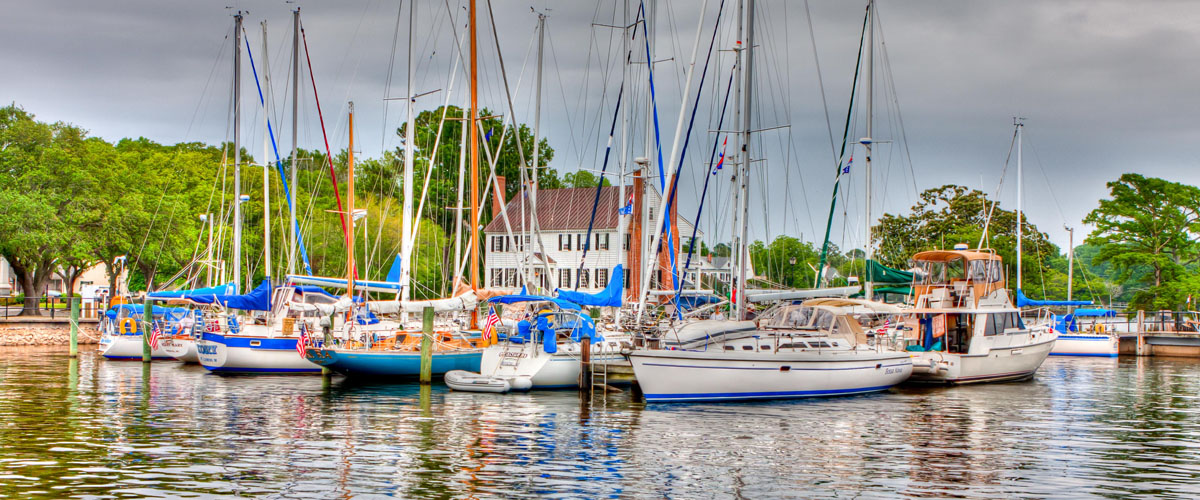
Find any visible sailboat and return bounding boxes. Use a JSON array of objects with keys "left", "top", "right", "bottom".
[{"left": 626, "top": 0, "right": 913, "bottom": 402}]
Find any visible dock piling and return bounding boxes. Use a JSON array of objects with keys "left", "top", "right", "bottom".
[
  {"left": 580, "top": 336, "right": 592, "bottom": 392},
  {"left": 69, "top": 296, "right": 80, "bottom": 357},
  {"left": 1136, "top": 310, "right": 1146, "bottom": 356},
  {"left": 142, "top": 296, "right": 153, "bottom": 363},
  {"left": 419, "top": 306, "right": 434, "bottom": 384}
]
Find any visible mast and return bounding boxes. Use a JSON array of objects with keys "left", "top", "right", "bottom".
[
  {"left": 1016, "top": 117, "right": 1024, "bottom": 294},
  {"left": 1066, "top": 224, "right": 1074, "bottom": 304},
  {"left": 735, "top": 0, "right": 754, "bottom": 321},
  {"left": 233, "top": 12, "right": 243, "bottom": 292},
  {"left": 532, "top": 9, "right": 546, "bottom": 268},
  {"left": 469, "top": 0, "right": 480, "bottom": 297},
  {"left": 729, "top": 0, "right": 743, "bottom": 316},
  {"left": 617, "top": 0, "right": 630, "bottom": 296},
  {"left": 453, "top": 106, "right": 468, "bottom": 287},
  {"left": 262, "top": 21, "right": 272, "bottom": 282},
  {"left": 400, "top": 0, "right": 416, "bottom": 301},
  {"left": 862, "top": 0, "right": 875, "bottom": 301},
  {"left": 290, "top": 8, "right": 300, "bottom": 276},
  {"left": 347, "top": 102, "right": 357, "bottom": 297}
]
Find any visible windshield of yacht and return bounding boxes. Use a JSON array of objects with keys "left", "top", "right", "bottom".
[
  {"left": 918, "top": 258, "right": 964, "bottom": 285},
  {"left": 759, "top": 304, "right": 814, "bottom": 329}
]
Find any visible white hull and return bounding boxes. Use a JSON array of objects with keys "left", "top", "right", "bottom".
[
  {"left": 1050, "top": 334, "right": 1119, "bottom": 357},
  {"left": 161, "top": 337, "right": 199, "bottom": 363},
  {"left": 909, "top": 333, "right": 1056, "bottom": 384},
  {"left": 99, "top": 334, "right": 173, "bottom": 360},
  {"left": 197, "top": 331, "right": 322, "bottom": 374},
  {"left": 479, "top": 339, "right": 628, "bottom": 389},
  {"left": 629, "top": 349, "right": 913, "bottom": 402}
]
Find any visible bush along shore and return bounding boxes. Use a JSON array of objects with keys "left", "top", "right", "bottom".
[{"left": 0, "top": 323, "right": 101, "bottom": 346}]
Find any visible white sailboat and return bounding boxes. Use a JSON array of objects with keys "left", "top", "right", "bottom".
[{"left": 627, "top": 0, "right": 913, "bottom": 402}]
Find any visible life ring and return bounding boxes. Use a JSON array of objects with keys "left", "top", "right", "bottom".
[{"left": 119, "top": 317, "right": 138, "bottom": 334}]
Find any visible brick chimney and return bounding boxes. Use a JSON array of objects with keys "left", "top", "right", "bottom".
[
  {"left": 627, "top": 167, "right": 644, "bottom": 301},
  {"left": 492, "top": 175, "right": 507, "bottom": 219}
]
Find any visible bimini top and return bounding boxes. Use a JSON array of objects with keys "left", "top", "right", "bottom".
[
  {"left": 801, "top": 298, "right": 904, "bottom": 313},
  {"left": 912, "top": 249, "right": 1002, "bottom": 263}
]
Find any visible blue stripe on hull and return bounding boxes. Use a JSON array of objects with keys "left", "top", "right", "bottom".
[
  {"left": 202, "top": 332, "right": 299, "bottom": 350},
  {"left": 1049, "top": 352, "right": 1119, "bottom": 357},
  {"left": 1057, "top": 335, "right": 1115, "bottom": 341},
  {"left": 308, "top": 349, "right": 482, "bottom": 378},
  {"left": 203, "top": 366, "right": 322, "bottom": 374},
  {"left": 103, "top": 356, "right": 175, "bottom": 361},
  {"left": 643, "top": 384, "right": 896, "bottom": 403}
]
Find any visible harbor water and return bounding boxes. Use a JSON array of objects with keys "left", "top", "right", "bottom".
[{"left": 2, "top": 346, "right": 1199, "bottom": 498}]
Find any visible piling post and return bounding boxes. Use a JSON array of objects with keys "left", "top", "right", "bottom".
[
  {"left": 1136, "top": 310, "right": 1146, "bottom": 356},
  {"left": 580, "top": 336, "right": 592, "bottom": 392},
  {"left": 142, "top": 296, "right": 153, "bottom": 363},
  {"left": 419, "top": 306, "right": 434, "bottom": 384},
  {"left": 69, "top": 296, "right": 80, "bottom": 357}
]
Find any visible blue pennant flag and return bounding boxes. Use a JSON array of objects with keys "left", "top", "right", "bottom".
[
  {"left": 485, "top": 128, "right": 494, "bottom": 142},
  {"left": 842, "top": 155, "right": 853, "bottom": 174}
]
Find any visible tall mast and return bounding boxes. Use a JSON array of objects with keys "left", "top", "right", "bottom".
[
  {"left": 735, "top": 0, "right": 754, "bottom": 321},
  {"left": 347, "top": 102, "right": 357, "bottom": 297},
  {"left": 400, "top": 0, "right": 416, "bottom": 301},
  {"left": 730, "top": 0, "right": 742, "bottom": 303},
  {"left": 469, "top": 0, "right": 480, "bottom": 295},
  {"left": 233, "top": 12, "right": 243, "bottom": 292},
  {"left": 262, "top": 21, "right": 272, "bottom": 282},
  {"left": 453, "top": 106, "right": 468, "bottom": 287},
  {"left": 862, "top": 0, "right": 875, "bottom": 301},
  {"left": 617, "top": 0, "right": 630, "bottom": 295},
  {"left": 1066, "top": 224, "right": 1074, "bottom": 304},
  {"left": 532, "top": 12, "right": 545, "bottom": 265},
  {"left": 1016, "top": 117, "right": 1024, "bottom": 294},
  {"left": 289, "top": 8, "right": 300, "bottom": 276}
]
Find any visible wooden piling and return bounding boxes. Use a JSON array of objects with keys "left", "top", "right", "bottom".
[
  {"left": 69, "top": 296, "right": 80, "bottom": 358},
  {"left": 142, "top": 296, "right": 153, "bottom": 363},
  {"left": 1136, "top": 310, "right": 1146, "bottom": 356},
  {"left": 580, "top": 336, "right": 592, "bottom": 391},
  {"left": 419, "top": 306, "right": 434, "bottom": 384}
]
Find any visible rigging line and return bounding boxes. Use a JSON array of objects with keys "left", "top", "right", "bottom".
[
  {"left": 299, "top": 19, "right": 353, "bottom": 278},
  {"left": 679, "top": 66, "right": 734, "bottom": 301},
  {"left": 575, "top": 82, "right": 625, "bottom": 291},
  {"left": 1023, "top": 132, "right": 1068, "bottom": 224},
  {"left": 814, "top": 5, "right": 869, "bottom": 287},
  {"left": 184, "top": 25, "right": 233, "bottom": 141},
  {"left": 545, "top": 28, "right": 584, "bottom": 175},
  {"left": 242, "top": 29, "right": 314, "bottom": 275},
  {"left": 977, "top": 126, "right": 1019, "bottom": 249},
  {"left": 873, "top": 5, "right": 920, "bottom": 201},
  {"left": 382, "top": 0, "right": 406, "bottom": 153}
]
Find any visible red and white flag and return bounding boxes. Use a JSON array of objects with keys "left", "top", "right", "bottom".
[
  {"left": 149, "top": 321, "right": 162, "bottom": 350},
  {"left": 483, "top": 306, "right": 500, "bottom": 343},
  {"left": 297, "top": 321, "right": 310, "bottom": 358}
]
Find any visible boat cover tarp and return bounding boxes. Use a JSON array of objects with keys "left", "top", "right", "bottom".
[
  {"left": 186, "top": 279, "right": 273, "bottom": 311},
  {"left": 489, "top": 294, "right": 581, "bottom": 311},
  {"left": 105, "top": 305, "right": 192, "bottom": 320},
  {"left": 367, "top": 292, "right": 480, "bottom": 315},
  {"left": 865, "top": 260, "right": 914, "bottom": 284},
  {"left": 147, "top": 282, "right": 237, "bottom": 299},
  {"left": 554, "top": 264, "right": 623, "bottom": 308},
  {"left": 1074, "top": 308, "right": 1116, "bottom": 317},
  {"left": 851, "top": 285, "right": 912, "bottom": 298},
  {"left": 294, "top": 286, "right": 336, "bottom": 299},
  {"left": 1016, "top": 289, "right": 1093, "bottom": 308}
]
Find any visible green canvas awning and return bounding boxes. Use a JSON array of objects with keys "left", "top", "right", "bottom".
[{"left": 865, "top": 260, "right": 914, "bottom": 284}]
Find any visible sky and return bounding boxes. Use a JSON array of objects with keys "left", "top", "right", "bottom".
[{"left": 4, "top": 0, "right": 1198, "bottom": 256}]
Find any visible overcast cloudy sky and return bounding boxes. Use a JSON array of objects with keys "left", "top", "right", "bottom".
[{"left": 4, "top": 1, "right": 1197, "bottom": 255}]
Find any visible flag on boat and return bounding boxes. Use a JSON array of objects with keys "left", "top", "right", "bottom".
[
  {"left": 842, "top": 156, "right": 853, "bottom": 174},
  {"left": 712, "top": 136, "right": 728, "bottom": 175},
  {"left": 297, "top": 321, "right": 310, "bottom": 358},
  {"left": 149, "top": 321, "right": 162, "bottom": 350},
  {"left": 485, "top": 127, "right": 494, "bottom": 142},
  {"left": 619, "top": 191, "right": 634, "bottom": 215},
  {"left": 483, "top": 306, "right": 500, "bottom": 342}
]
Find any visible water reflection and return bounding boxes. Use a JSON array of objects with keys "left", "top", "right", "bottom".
[{"left": 1, "top": 349, "right": 1199, "bottom": 498}]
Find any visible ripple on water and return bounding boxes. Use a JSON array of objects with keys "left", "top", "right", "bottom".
[{"left": 1, "top": 349, "right": 1200, "bottom": 497}]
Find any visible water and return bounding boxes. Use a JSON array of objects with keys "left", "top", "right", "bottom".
[{"left": 2, "top": 347, "right": 1199, "bottom": 499}]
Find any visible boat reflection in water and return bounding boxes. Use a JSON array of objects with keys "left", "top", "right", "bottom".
[{"left": 6, "top": 347, "right": 1200, "bottom": 498}]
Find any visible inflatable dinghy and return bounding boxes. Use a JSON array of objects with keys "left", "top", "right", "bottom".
[{"left": 445, "top": 370, "right": 533, "bottom": 393}]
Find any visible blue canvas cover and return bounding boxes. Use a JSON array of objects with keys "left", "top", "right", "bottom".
[
  {"left": 489, "top": 294, "right": 581, "bottom": 311},
  {"left": 1074, "top": 308, "right": 1116, "bottom": 317},
  {"left": 147, "top": 282, "right": 237, "bottom": 299},
  {"left": 105, "top": 304, "right": 191, "bottom": 321},
  {"left": 1016, "top": 289, "right": 1092, "bottom": 308},
  {"left": 186, "top": 279, "right": 273, "bottom": 311},
  {"left": 554, "top": 264, "right": 623, "bottom": 308}
]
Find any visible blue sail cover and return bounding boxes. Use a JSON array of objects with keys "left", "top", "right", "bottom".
[
  {"left": 1074, "top": 308, "right": 1116, "bottom": 317},
  {"left": 185, "top": 279, "right": 273, "bottom": 311},
  {"left": 147, "top": 282, "right": 238, "bottom": 299},
  {"left": 489, "top": 294, "right": 581, "bottom": 311},
  {"left": 105, "top": 305, "right": 191, "bottom": 321},
  {"left": 555, "top": 264, "right": 623, "bottom": 308},
  {"left": 1016, "top": 289, "right": 1093, "bottom": 308}
]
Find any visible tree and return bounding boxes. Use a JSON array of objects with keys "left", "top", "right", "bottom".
[
  {"left": 873, "top": 184, "right": 1062, "bottom": 294},
  {"left": 1084, "top": 174, "right": 1200, "bottom": 310},
  {"left": 749, "top": 236, "right": 820, "bottom": 288},
  {"left": 562, "top": 170, "right": 610, "bottom": 188}
]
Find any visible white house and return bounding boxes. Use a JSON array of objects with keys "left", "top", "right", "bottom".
[
  {"left": 483, "top": 176, "right": 695, "bottom": 298},
  {"left": 0, "top": 256, "right": 125, "bottom": 302}
]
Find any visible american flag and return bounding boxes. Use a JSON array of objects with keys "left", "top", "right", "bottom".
[
  {"left": 297, "top": 321, "right": 310, "bottom": 358},
  {"left": 149, "top": 321, "right": 162, "bottom": 350},
  {"left": 482, "top": 306, "right": 500, "bottom": 343}
]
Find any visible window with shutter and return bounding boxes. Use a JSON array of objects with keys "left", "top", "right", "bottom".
[
  {"left": 597, "top": 269, "right": 608, "bottom": 288},
  {"left": 580, "top": 269, "right": 590, "bottom": 288}
]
